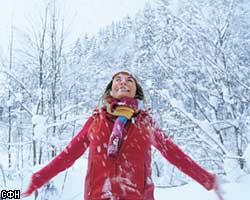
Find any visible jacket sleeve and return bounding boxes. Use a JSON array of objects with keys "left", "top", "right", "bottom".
[
  {"left": 22, "top": 116, "right": 94, "bottom": 196},
  {"left": 150, "top": 120, "right": 216, "bottom": 191}
]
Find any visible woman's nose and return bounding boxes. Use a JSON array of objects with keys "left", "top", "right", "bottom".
[{"left": 120, "top": 79, "right": 127, "bottom": 85}]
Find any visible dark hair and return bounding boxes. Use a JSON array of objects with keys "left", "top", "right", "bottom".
[{"left": 102, "top": 72, "right": 145, "bottom": 102}]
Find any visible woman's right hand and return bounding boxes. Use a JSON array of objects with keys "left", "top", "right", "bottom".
[{"left": 21, "top": 183, "right": 37, "bottom": 198}]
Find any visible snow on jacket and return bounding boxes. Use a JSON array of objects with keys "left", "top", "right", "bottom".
[{"left": 26, "top": 108, "right": 215, "bottom": 200}]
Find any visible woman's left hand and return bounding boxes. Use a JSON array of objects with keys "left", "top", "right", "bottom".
[
  {"left": 214, "top": 175, "right": 227, "bottom": 200},
  {"left": 215, "top": 189, "right": 224, "bottom": 200}
]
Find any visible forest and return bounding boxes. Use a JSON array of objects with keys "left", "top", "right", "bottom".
[{"left": 0, "top": 0, "right": 250, "bottom": 199}]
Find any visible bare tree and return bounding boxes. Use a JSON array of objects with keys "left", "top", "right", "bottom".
[{"left": 7, "top": 23, "right": 14, "bottom": 169}]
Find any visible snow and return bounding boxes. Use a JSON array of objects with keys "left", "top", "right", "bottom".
[
  {"left": 155, "top": 179, "right": 248, "bottom": 200},
  {"left": 0, "top": 73, "right": 8, "bottom": 97},
  {"left": 102, "top": 178, "right": 112, "bottom": 198},
  {"left": 15, "top": 92, "right": 23, "bottom": 102},
  {"left": 18, "top": 156, "right": 250, "bottom": 200},
  {"left": 32, "top": 115, "right": 47, "bottom": 138},
  {"left": 32, "top": 115, "right": 46, "bottom": 125},
  {"left": 243, "top": 144, "right": 250, "bottom": 170},
  {"left": 223, "top": 158, "right": 246, "bottom": 181},
  {"left": 0, "top": 0, "right": 250, "bottom": 199},
  {"left": 145, "top": 79, "right": 153, "bottom": 88},
  {"left": 6, "top": 99, "right": 14, "bottom": 107}
]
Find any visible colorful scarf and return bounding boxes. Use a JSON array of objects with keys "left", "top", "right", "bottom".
[{"left": 105, "top": 97, "right": 140, "bottom": 158}]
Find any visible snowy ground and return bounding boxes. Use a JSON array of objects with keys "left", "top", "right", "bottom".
[{"left": 9, "top": 156, "right": 248, "bottom": 200}]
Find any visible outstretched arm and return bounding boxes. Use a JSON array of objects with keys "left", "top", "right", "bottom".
[
  {"left": 151, "top": 125, "right": 216, "bottom": 191},
  {"left": 22, "top": 116, "right": 94, "bottom": 197}
]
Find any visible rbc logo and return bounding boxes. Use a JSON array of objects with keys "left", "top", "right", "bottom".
[{"left": 0, "top": 190, "right": 21, "bottom": 199}]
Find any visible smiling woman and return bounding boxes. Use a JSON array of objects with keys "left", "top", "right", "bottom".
[
  {"left": 111, "top": 73, "right": 137, "bottom": 99},
  {"left": 22, "top": 71, "right": 224, "bottom": 200},
  {"left": 103, "top": 72, "right": 145, "bottom": 101}
]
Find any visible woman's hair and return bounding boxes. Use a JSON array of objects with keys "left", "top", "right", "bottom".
[{"left": 102, "top": 71, "right": 145, "bottom": 102}]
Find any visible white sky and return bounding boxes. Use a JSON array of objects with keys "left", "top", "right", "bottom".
[
  {"left": 0, "top": 0, "right": 150, "bottom": 46},
  {"left": 0, "top": 0, "right": 151, "bottom": 58}
]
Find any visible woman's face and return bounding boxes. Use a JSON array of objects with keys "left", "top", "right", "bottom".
[{"left": 111, "top": 73, "right": 137, "bottom": 99}]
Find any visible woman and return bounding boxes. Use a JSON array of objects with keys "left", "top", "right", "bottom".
[{"left": 22, "top": 71, "right": 224, "bottom": 200}]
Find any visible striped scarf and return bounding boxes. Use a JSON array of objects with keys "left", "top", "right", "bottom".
[{"left": 105, "top": 97, "right": 140, "bottom": 158}]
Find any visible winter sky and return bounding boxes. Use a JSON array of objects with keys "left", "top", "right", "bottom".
[{"left": 0, "top": 0, "right": 151, "bottom": 55}]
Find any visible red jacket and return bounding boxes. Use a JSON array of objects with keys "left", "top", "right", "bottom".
[{"left": 24, "top": 108, "right": 215, "bottom": 200}]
